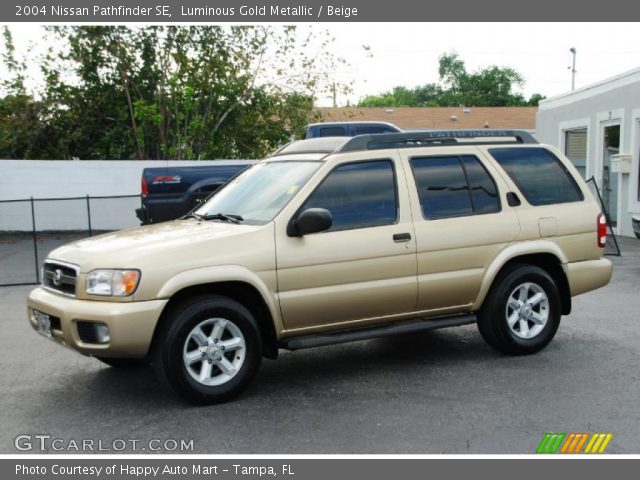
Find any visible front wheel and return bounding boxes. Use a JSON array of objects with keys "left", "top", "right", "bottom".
[
  {"left": 153, "top": 295, "right": 262, "bottom": 405},
  {"left": 477, "top": 264, "right": 561, "bottom": 355}
]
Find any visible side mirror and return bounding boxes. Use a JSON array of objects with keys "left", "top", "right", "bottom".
[{"left": 288, "top": 208, "right": 332, "bottom": 237}]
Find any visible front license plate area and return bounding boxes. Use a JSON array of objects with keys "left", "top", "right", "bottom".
[{"left": 34, "top": 310, "right": 52, "bottom": 338}]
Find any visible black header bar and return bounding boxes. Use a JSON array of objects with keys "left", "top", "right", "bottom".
[{"left": 3, "top": 0, "right": 640, "bottom": 22}]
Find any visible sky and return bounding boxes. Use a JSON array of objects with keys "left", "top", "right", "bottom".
[{"left": 3, "top": 22, "right": 640, "bottom": 106}]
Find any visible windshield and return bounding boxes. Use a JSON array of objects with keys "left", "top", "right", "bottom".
[{"left": 194, "top": 161, "right": 321, "bottom": 225}]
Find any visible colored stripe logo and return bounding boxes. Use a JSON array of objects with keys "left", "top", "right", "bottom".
[{"left": 537, "top": 432, "right": 612, "bottom": 454}]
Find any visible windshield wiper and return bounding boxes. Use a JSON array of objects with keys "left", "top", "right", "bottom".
[
  {"left": 182, "top": 212, "right": 204, "bottom": 221},
  {"left": 202, "top": 213, "right": 244, "bottom": 224}
]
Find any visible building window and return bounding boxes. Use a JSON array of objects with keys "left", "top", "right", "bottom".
[{"left": 565, "top": 128, "right": 588, "bottom": 179}]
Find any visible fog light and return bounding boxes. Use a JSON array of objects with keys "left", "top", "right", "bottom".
[{"left": 95, "top": 324, "right": 110, "bottom": 344}]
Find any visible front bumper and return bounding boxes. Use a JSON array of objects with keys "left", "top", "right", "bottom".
[{"left": 27, "top": 287, "right": 167, "bottom": 358}]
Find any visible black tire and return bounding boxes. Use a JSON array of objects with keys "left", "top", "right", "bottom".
[
  {"left": 96, "top": 357, "right": 147, "bottom": 368},
  {"left": 152, "top": 295, "right": 262, "bottom": 405},
  {"left": 477, "top": 264, "right": 561, "bottom": 355},
  {"left": 635, "top": 232, "right": 640, "bottom": 240}
]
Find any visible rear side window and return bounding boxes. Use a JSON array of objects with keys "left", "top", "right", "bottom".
[
  {"left": 319, "top": 126, "right": 347, "bottom": 137},
  {"left": 410, "top": 155, "right": 500, "bottom": 220},
  {"left": 355, "top": 125, "right": 395, "bottom": 135},
  {"left": 490, "top": 147, "right": 583, "bottom": 205},
  {"left": 302, "top": 160, "right": 397, "bottom": 231},
  {"left": 461, "top": 156, "right": 501, "bottom": 214}
]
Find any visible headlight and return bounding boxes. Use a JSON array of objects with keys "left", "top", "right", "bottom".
[{"left": 86, "top": 269, "right": 140, "bottom": 297}]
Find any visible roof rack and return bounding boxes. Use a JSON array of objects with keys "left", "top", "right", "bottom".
[
  {"left": 270, "top": 130, "right": 538, "bottom": 158},
  {"left": 338, "top": 129, "right": 537, "bottom": 152}
]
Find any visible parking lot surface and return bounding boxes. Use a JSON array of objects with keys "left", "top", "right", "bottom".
[{"left": 1, "top": 238, "right": 639, "bottom": 454}]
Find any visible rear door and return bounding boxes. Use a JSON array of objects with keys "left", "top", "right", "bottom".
[{"left": 399, "top": 146, "right": 521, "bottom": 313}]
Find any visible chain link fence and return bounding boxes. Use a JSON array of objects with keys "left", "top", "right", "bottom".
[
  {"left": 0, "top": 181, "right": 622, "bottom": 288},
  {"left": 0, "top": 195, "right": 142, "bottom": 287}
]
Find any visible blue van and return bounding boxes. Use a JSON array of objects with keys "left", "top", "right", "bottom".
[{"left": 305, "top": 121, "right": 402, "bottom": 138}]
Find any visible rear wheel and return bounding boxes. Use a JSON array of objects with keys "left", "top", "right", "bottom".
[
  {"left": 153, "top": 295, "right": 262, "bottom": 405},
  {"left": 477, "top": 264, "right": 561, "bottom": 355}
]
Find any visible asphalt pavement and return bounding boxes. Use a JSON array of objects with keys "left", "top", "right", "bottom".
[{"left": 1, "top": 238, "right": 639, "bottom": 454}]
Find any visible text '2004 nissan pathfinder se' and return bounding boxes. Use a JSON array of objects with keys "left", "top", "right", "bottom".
[{"left": 28, "top": 130, "right": 613, "bottom": 404}]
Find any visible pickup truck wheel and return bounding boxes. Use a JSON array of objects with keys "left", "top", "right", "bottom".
[
  {"left": 96, "top": 357, "right": 146, "bottom": 368},
  {"left": 477, "top": 264, "right": 561, "bottom": 355},
  {"left": 153, "top": 295, "right": 262, "bottom": 405}
]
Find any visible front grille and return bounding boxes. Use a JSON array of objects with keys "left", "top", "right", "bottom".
[{"left": 43, "top": 261, "right": 78, "bottom": 297}]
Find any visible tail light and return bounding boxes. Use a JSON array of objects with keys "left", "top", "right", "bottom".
[
  {"left": 141, "top": 176, "right": 148, "bottom": 199},
  {"left": 597, "top": 213, "right": 607, "bottom": 248}
]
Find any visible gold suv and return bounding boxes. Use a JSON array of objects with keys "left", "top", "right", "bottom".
[{"left": 27, "top": 130, "right": 613, "bottom": 404}]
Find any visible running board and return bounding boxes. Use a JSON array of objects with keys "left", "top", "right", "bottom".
[{"left": 280, "top": 314, "right": 476, "bottom": 350}]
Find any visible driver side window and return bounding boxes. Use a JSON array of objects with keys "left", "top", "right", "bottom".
[{"left": 301, "top": 160, "right": 398, "bottom": 231}]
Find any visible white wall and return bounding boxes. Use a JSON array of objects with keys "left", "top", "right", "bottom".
[
  {"left": 537, "top": 71, "right": 640, "bottom": 237},
  {"left": 0, "top": 160, "right": 252, "bottom": 231}
]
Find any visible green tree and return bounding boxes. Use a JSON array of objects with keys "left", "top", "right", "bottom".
[
  {"left": 0, "top": 27, "right": 58, "bottom": 158},
  {"left": 358, "top": 92, "right": 398, "bottom": 108},
  {"left": 358, "top": 52, "right": 545, "bottom": 108},
  {"left": 1, "top": 27, "right": 25, "bottom": 94},
  {"left": 413, "top": 83, "right": 445, "bottom": 107},
  {"left": 527, "top": 93, "right": 546, "bottom": 106},
  {"left": 1, "top": 26, "right": 347, "bottom": 160}
]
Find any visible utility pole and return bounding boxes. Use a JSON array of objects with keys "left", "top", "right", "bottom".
[
  {"left": 569, "top": 47, "right": 577, "bottom": 90},
  {"left": 332, "top": 82, "right": 337, "bottom": 108}
]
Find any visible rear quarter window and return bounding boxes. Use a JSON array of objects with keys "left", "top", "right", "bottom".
[{"left": 490, "top": 147, "right": 584, "bottom": 206}]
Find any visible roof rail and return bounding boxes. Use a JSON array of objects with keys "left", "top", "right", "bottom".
[
  {"left": 271, "top": 137, "right": 351, "bottom": 157},
  {"left": 338, "top": 129, "right": 537, "bottom": 152}
]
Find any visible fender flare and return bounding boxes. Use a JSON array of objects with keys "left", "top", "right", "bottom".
[
  {"left": 157, "top": 265, "right": 283, "bottom": 336},
  {"left": 472, "top": 240, "right": 569, "bottom": 311}
]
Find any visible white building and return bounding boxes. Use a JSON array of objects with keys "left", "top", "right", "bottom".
[{"left": 536, "top": 67, "right": 640, "bottom": 237}]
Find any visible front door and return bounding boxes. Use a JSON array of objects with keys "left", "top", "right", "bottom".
[{"left": 275, "top": 156, "right": 418, "bottom": 332}]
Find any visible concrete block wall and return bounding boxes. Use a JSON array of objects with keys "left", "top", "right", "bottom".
[{"left": 0, "top": 160, "right": 251, "bottom": 231}]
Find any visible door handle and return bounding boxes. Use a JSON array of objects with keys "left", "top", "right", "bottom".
[{"left": 393, "top": 232, "right": 412, "bottom": 242}]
